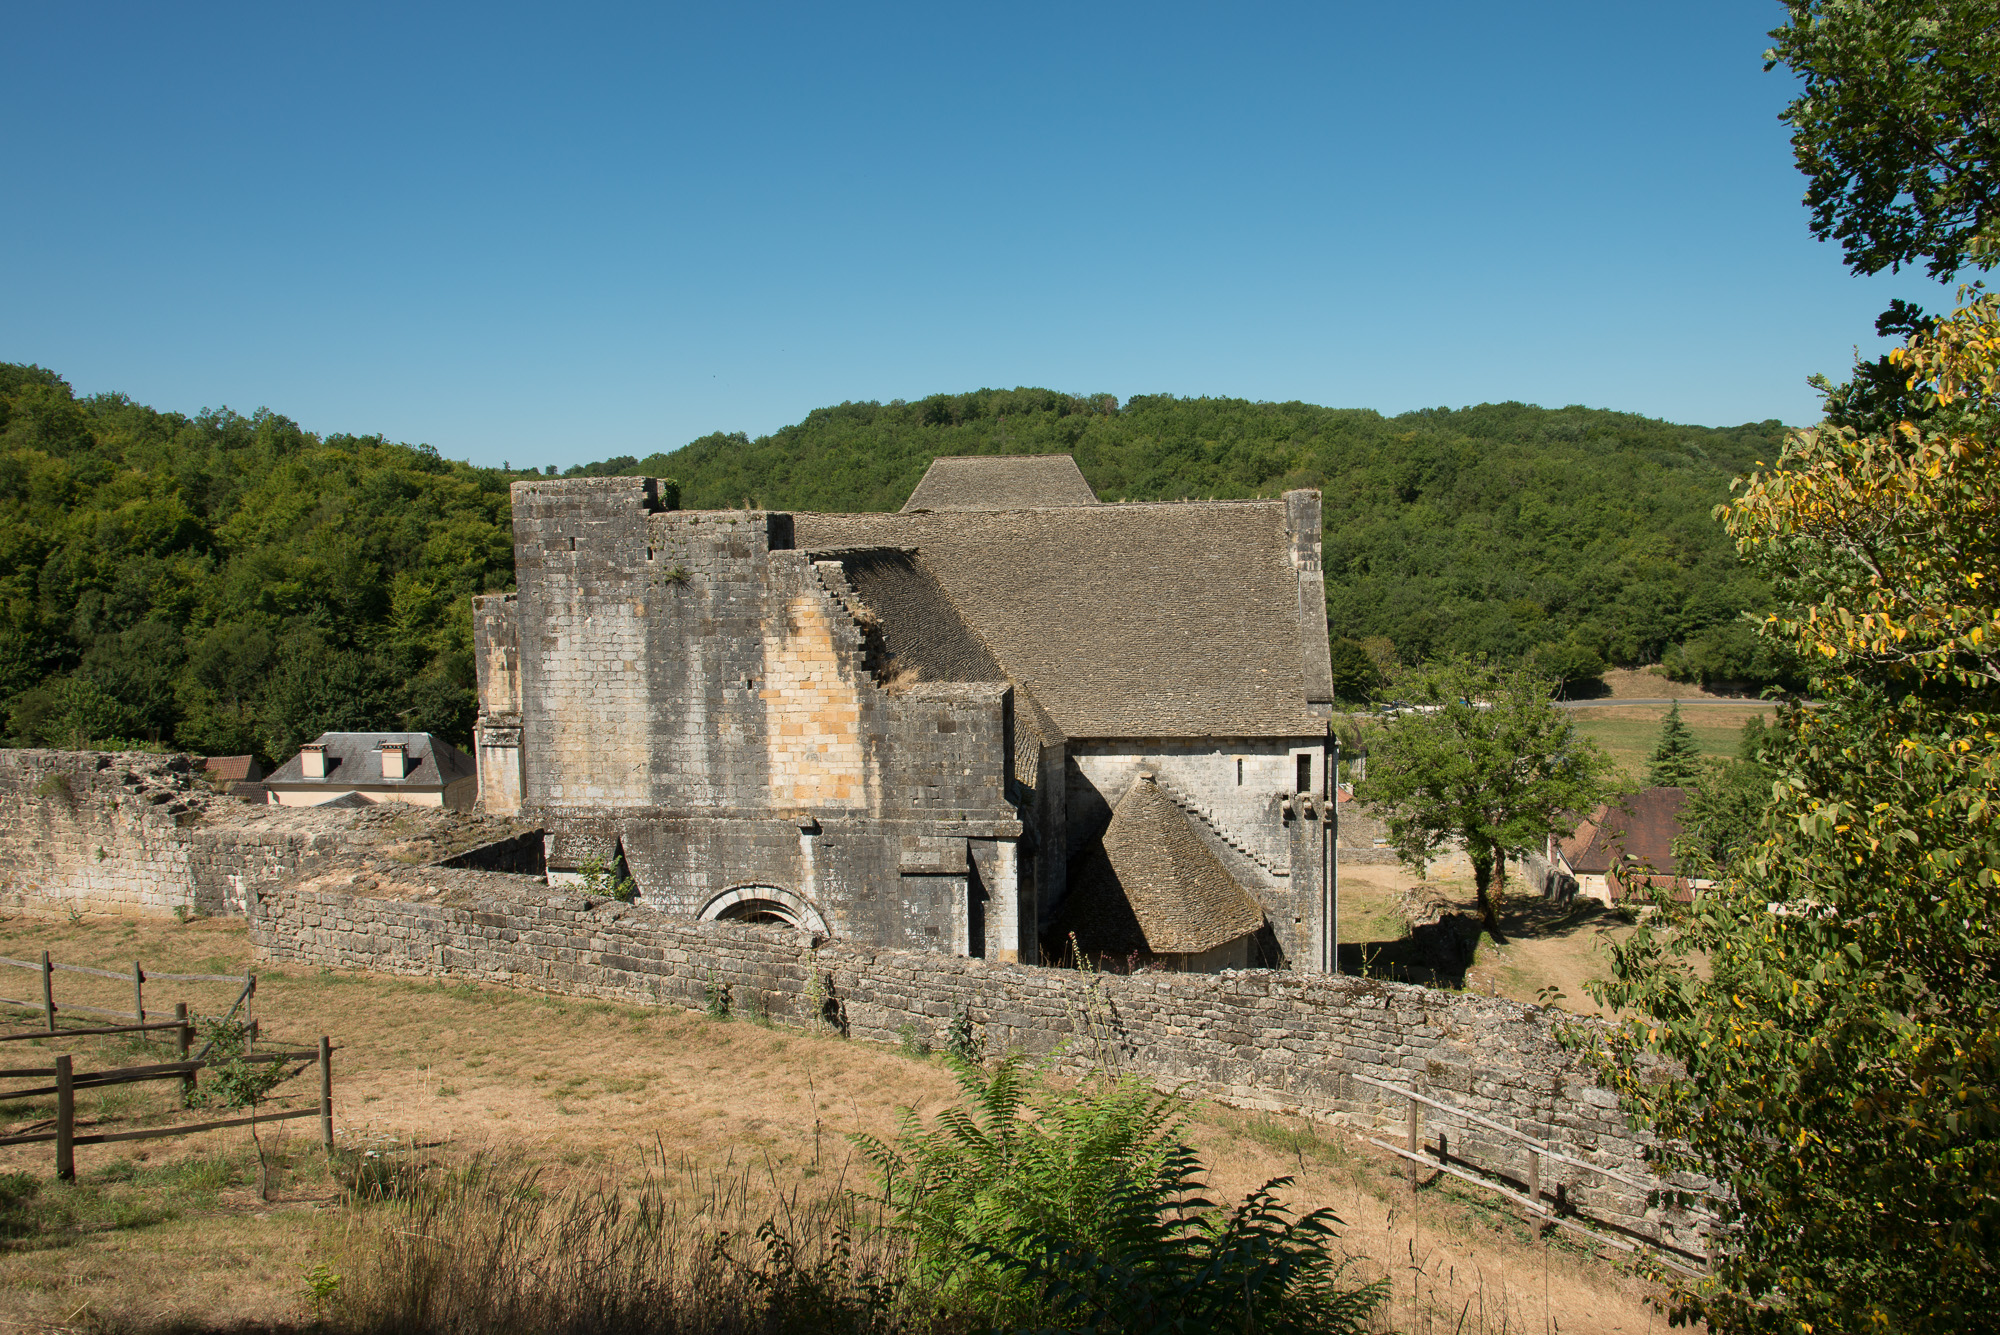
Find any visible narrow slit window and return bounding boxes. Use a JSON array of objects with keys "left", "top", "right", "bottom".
[
  {"left": 568, "top": 536, "right": 577, "bottom": 552},
  {"left": 1236, "top": 758, "right": 1243, "bottom": 786},
  {"left": 1296, "top": 753, "right": 1312, "bottom": 794}
]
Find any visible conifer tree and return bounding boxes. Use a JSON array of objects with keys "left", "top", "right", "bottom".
[{"left": 1644, "top": 701, "right": 1702, "bottom": 787}]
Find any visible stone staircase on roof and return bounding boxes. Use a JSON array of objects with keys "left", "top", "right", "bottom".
[{"left": 1151, "top": 774, "right": 1287, "bottom": 882}]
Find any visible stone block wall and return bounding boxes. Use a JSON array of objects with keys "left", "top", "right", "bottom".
[
  {"left": 249, "top": 874, "right": 1706, "bottom": 1256},
  {"left": 0, "top": 751, "right": 202, "bottom": 916}
]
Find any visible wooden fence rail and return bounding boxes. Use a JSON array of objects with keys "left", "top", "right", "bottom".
[
  {"left": 0, "top": 1037, "right": 334, "bottom": 1180},
  {"left": 1349, "top": 1073, "right": 1707, "bottom": 1276},
  {"left": 0, "top": 951, "right": 249, "bottom": 1035}
]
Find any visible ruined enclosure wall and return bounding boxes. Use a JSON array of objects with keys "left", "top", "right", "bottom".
[
  {"left": 0, "top": 751, "right": 202, "bottom": 916},
  {"left": 250, "top": 878, "right": 1703, "bottom": 1253}
]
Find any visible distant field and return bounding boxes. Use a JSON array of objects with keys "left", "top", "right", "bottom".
[{"left": 1567, "top": 701, "right": 1776, "bottom": 784}]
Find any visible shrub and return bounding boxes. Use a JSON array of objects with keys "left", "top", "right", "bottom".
[{"left": 852, "top": 1055, "right": 1386, "bottom": 1332}]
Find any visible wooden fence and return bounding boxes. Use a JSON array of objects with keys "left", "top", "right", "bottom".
[
  {"left": 0, "top": 950, "right": 253, "bottom": 1034},
  {"left": 0, "top": 1028, "right": 334, "bottom": 1181},
  {"left": 0, "top": 949, "right": 330, "bottom": 1181},
  {"left": 1351, "top": 1073, "right": 1708, "bottom": 1276}
]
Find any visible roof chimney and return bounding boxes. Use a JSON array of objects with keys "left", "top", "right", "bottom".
[
  {"left": 300, "top": 744, "right": 326, "bottom": 779},
  {"left": 381, "top": 741, "right": 407, "bottom": 780}
]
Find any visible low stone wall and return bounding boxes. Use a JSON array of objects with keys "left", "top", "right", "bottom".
[{"left": 250, "top": 872, "right": 1704, "bottom": 1254}]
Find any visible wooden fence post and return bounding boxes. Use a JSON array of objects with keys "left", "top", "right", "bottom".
[
  {"left": 132, "top": 961, "right": 144, "bottom": 1027},
  {"left": 1407, "top": 1094, "right": 1421, "bottom": 1194},
  {"left": 41, "top": 951, "right": 55, "bottom": 1032},
  {"left": 176, "top": 1003, "right": 194, "bottom": 1102},
  {"left": 318, "top": 1036, "right": 333, "bottom": 1153},
  {"left": 244, "top": 972, "right": 255, "bottom": 1024},
  {"left": 54, "top": 1054, "right": 74, "bottom": 1181}
]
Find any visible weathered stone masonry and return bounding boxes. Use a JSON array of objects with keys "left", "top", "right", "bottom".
[{"left": 250, "top": 873, "right": 1706, "bottom": 1255}]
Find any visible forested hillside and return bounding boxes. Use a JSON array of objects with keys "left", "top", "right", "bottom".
[
  {"left": 637, "top": 389, "right": 1793, "bottom": 689},
  {"left": 0, "top": 367, "right": 1790, "bottom": 763},
  {"left": 0, "top": 364, "right": 514, "bottom": 760}
]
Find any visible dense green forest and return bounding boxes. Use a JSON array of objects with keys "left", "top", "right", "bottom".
[
  {"left": 639, "top": 389, "right": 1795, "bottom": 693},
  {"left": 0, "top": 367, "right": 1791, "bottom": 763},
  {"left": 0, "top": 364, "right": 515, "bottom": 761}
]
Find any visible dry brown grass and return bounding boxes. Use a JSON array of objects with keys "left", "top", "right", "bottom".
[{"left": 0, "top": 913, "right": 1672, "bottom": 1332}]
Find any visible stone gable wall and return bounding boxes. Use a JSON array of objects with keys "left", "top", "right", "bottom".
[{"left": 249, "top": 875, "right": 1705, "bottom": 1256}]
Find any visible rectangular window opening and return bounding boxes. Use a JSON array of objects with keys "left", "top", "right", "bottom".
[
  {"left": 568, "top": 536, "right": 577, "bottom": 552},
  {"left": 1296, "top": 753, "right": 1312, "bottom": 794},
  {"left": 1236, "top": 758, "right": 1243, "bottom": 786}
]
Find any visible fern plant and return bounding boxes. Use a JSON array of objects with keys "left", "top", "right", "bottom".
[{"left": 852, "top": 1054, "right": 1384, "bottom": 1332}]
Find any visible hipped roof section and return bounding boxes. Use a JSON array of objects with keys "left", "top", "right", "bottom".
[
  {"left": 266, "top": 733, "right": 475, "bottom": 789},
  {"left": 901, "top": 454, "right": 1100, "bottom": 512},
  {"left": 1055, "top": 775, "right": 1265, "bottom": 957},
  {"left": 796, "top": 500, "right": 1320, "bottom": 738}
]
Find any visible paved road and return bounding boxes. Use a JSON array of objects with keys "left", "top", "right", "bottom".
[{"left": 1558, "top": 697, "right": 1776, "bottom": 708}]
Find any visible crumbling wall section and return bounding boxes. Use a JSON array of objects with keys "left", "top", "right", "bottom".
[
  {"left": 0, "top": 751, "right": 202, "bottom": 916},
  {"left": 249, "top": 873, "right": 1703, "bottom": 1255}
]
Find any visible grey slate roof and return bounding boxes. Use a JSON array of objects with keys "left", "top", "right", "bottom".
[
  {"left": 901, "top": 454, "right": 1099, "bottom": 512},
  {"left": 797, "top": 501, "right": 1322, "bottom": 738},
  {"left": 1054, "top": 775, "right": 1265, "bottom": 956},
  {"left": 266, "top": 733, "right": 476, "bottom": 790}
]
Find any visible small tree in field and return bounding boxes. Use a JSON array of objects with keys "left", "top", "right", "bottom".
[
  {"left": 1357, "top": 659, "right": 1615, "bottom": 939},
  {"left": 1644, "top": 701, "right": 1703, "bottom": 787}
]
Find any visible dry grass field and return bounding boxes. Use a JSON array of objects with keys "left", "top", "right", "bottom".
[{"left": 0, "top": 912, "right": 1679, "bottom": 1333}]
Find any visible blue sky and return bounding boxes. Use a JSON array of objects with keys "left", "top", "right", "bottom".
[{"left": 0, "top": 1, "right": 1963, "bottom": 469}]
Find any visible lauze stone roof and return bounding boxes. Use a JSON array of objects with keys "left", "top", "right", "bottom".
[
  {"left": 901, "top": 454, "right": 1100, "bottom": 512},
  {"left": 796, "top": 500, "right": 1321, "bottom": 738},
  {"left": 1054, "top": 774, "right": 1266, "bottom": 957}
]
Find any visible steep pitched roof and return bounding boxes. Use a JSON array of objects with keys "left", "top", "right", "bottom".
[
  {"left": 831, "top": 548, "right": 1006, "bottom": 686},
  {"left": 901, "top": 454, "right": 1099, "bottom": 512},
  {"left": 1561, "top": 786, "right": 1687, "bottom": 876},
  {"left": 796, "top": 500, "right": 1322, "bottom": 738},
  {"left": 266, "top": 733, "right": 476, "bottom": 790},
  {"left": 1054, "top": 775, "right": 1266, "bottom": 956}
]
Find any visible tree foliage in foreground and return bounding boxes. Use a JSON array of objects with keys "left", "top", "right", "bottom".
[
  {"left": 1590, "top": 292, "right": 2000, "bottom": 1332},
  {"left": 1767, "top": 0, "right": 2000, "bottom": 282},
  {"left": 852, "top": 1055, "right": 1385, "bottom": 1333},
  {"left": 1355, "top": 659, "right": 1616, "bottom": 937}
]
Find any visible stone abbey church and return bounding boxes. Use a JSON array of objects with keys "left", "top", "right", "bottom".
[{"left": 472, "top": 455, "right": 1337, "bottom": 971}]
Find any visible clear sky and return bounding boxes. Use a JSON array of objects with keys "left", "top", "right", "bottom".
[{"left": 0, "top": 1, "right": 1965, "bottom": 469}]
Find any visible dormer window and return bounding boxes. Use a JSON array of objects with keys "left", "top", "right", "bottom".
[
  {"left": 300, "top": 744, "right": 327, "bottom": 779},
  {"left": 381, "top": 742, "right": 408, "bottom": 780}
]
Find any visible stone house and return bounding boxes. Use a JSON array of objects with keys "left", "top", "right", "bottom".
[
  {"left": 473, "top": 454, "right": 1336, "bottom": 970},
  {"left": 264, "top": 732, "right": 478, "bottom": 810}
]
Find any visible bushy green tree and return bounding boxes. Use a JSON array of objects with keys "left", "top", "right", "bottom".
[
  {"left": 1672, "top": 715, "right": 1778, "bottom": 880},
  {"left": 1356, "top": 658, "right": 1616, "bottom": 937},
  {"left": 1590, "top": 293, "right": 2000, "bottom": 1332},
  {"left": 1325, "top": 638, "right": 1383, "bottom": 704},
  {"left": 1644, "top": 701, "right": 1703, "bottom": 787}
]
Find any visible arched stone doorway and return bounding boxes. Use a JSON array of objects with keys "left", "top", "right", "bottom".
[{"left": 697, "top": 885, "right": 828, "bottom": 934}]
